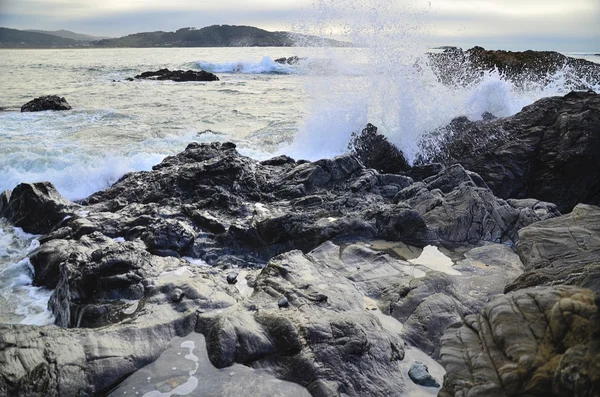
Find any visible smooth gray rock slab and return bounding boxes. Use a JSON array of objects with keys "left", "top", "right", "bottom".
[{"left": 108, "top": 332, "right": 311, "bottom": 397}]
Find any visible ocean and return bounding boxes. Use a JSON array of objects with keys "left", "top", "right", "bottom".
[{"left": 0, "top": 46, "right": 599, "bottom": 325}]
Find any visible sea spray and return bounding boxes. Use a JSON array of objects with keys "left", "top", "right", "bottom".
[{"left": 285, "top": 0, "right": 600, "bottom": 163}]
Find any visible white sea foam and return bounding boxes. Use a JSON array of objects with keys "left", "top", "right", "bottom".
[
  {"left": 197, "top": 56, "right": 296, "bottom": 74},
  {"left": 284, "top": 0, "right": 600, "bottom": 163}
]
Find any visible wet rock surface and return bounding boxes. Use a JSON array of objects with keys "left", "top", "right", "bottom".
[
  {"left": 133, "top": 68, "right": 219, "bottom": 82},
  {"left": 20, "top": 95, "right": 72, "bottom": 112},
  {"left": 439, "top": 286, "right": 600, "bottom": 397},
  {"left": 1, "top": 88, "right": 599, "bottom": 396},
  {"left": 419, "top": 91, "right": 600, "bottom": 213},
  {"left": 429, "top": 46, "right": 600, "bottom": 89},
  {"left": 408, "top": 362, "right": 440, "bottom": 388},
  {"left": 506, "top": 204, "right": 600, "bottom": 293}
]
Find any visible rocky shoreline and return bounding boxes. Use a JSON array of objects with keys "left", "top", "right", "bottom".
[{"left": 1, "top": 91, "right": 599, "bottom": 396}]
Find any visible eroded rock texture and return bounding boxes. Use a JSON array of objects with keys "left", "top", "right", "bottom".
[
  {"left": 506, "top": 204, "right": 600, "bottom": 293},
  {"left": 419, "top": 91, "right": 600, "bottom": 212},
  {"left": 439, "top": 286, "right": 600, "bottom": 397}
]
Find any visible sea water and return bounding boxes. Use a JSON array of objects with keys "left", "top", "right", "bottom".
[{"left": 0, "top": 45, "right": 598, "bottom": 324}]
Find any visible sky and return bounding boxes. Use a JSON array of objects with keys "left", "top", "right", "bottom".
[{"left": 0, "top": 0, "right": 598, "bottom": 51}]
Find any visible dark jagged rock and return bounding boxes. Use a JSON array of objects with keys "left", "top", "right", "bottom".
[
  {"left": 395, "top": 164, "right": 559, "bottom": 245},
  {"left": 506, "top": 204, "right": 600, "bottom": 293},
  {"left": 20, "top": 95, "right": 72, "bottom": 112},
  {"left": 349, "top": 123, "right": 410, "bottom": 174},
  {"left": 274, "top": 56, "right": 304, "bottom": 65},
  {"left": 419, "top": 91, "right": 600, "bottom": 212},
  {"left": 0, "top": 182, "right": 79, "bottom": 234},
  {"left": 0, "top": 141, "right": 563, "bottom": 396},
  {"left": 134, "top": 68, "right": 219, "bottom": 82},
  {"left": 439, "top": 286, "right": 600, "bottom": 397},
  {"left": 429, "top": 46, "right": 600, "bottom": 89}
]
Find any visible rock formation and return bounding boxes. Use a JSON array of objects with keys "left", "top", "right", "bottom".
[
  {"left": 133, "top": 68, "right": 219, "bottom": 82},
  {"left": 429, "top": 46, "right": 600, "bottom": 90},
  {"left": 21, "top": 95, "right": 72, "bottom": 112},
  {"left": 418, "top": 91, "right": 600, "bottom": 213}
]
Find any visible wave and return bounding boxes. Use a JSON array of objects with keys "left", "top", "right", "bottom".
[
  {"left": 196, "top": 56, "right": 297, "bottom": 74},
  {"left": 283, "top": 0, "right": 600, "bottom": 163}
]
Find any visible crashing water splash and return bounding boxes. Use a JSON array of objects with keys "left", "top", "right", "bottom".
[{"left": 284, "top": 0, "right": 600, "bottom": 163}]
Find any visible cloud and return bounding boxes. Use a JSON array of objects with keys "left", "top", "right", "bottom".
[{"left": 0, "top": 0, "right": 598, "bottom": 51}]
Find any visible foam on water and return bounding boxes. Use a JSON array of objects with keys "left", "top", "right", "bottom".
[
  {"left": 196, "top": 56, "right": 295, "bottom": 74},
  {"left": 0, "top": 221, "right": 54, "bottom": 325}
]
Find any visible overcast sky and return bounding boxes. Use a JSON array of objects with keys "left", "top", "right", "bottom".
[{"left": 0, "top": 0, "right": 598, "bottom": 51}]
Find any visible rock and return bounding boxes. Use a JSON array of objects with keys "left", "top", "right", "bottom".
[
  {"left": 274, "top": 56, "right": 304, "bottom": 65},
  {"left": 0, "top": 190, "right": 10, "bottom": 216},
  {"left": 1, "top": 182, "right": 79, "bottom": 234},
  {"left": 277, "top": 296, "right": 289, "bottom": 308},
  {"left": 439, "top": 286, "right": 600, "bottom": 397},
  {"left": 418, "top": 91, "right": 600, "bottom": 212},
  {"left": 0, "top": 308, "right": 197, "bottom": 397},
  {"left": 408, "top": 362, "right": 440, "bottom": 387},
  {"left": 108, "top": 332, "right": 312, "bottom": 397},
  {"left": 396, "top": 164, "right": 559, "bottom": 245},
  {"left": 226, "top": 272, "right": 238, "bottom": 284},
  {"left": 349, "top": 123, "right": 410, "bottom": 174},
  {"left": 195, "top": 246, "right": 420, "bottom": 396},
  {"left": 21, "top": 95, "right": 72, "bottom": 112},
  {"left": 134, "top": 68, "right": 219, "bottom": 82},
  {"left": 506, "top": 203, "right": 600, "bottom": 293},
  {"left": 0, "top": 141, "right": 564, "bottom": 396},
  {"left": 429, "top": 46, "right": 600, "bottom": 89}
]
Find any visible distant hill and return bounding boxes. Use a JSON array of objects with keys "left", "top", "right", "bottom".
[
  {"left": 0, "top": 25, "right": 351, "bottom": 48},
  {"left": 92, "top": 25, "right": 351, "bottom": 48},
  {"left": 25, "top": 29, "right": 111, "bottom": 42},
  {"left": 0, "top": 27, "right": 83, "bottom": 48}
]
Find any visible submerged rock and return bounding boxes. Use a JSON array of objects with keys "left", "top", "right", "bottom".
[
  {"left": 133, "top": 68, "right": 219, "bottom": 82},
  {"left": 419, "top": 91, "right": 600, "bottom": 212},
  {"left": 20, "top": 95, "right": 72, "bottom": 112},
  {"left": 408, "top": 362, "right": 440, "bottom": 388}
]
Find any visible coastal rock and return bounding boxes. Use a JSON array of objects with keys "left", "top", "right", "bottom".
[
  {"left": 381, "top": 243, "right": 526, "bottom": 358},
  {"left": 439, "top": 286, "right": 600, "bottom": 397},
  {"left": 274, "top": 56, "right": 305, "bottom": 65},
  {"left": 408, "top": 362, "right": 440, "bottom": 387},
  {"left": 0, "top": 182, "right": 79, "bottom": 234},
  {"left": 0, "top": 309, "right": 197, "bottom": 397},
  {"left": 349, "top": 123, "right": 410, "bottom": 174},
  {"left": 20, "top": 95, "right": 72, "bottom": 112},
  {"left": 196, "top": 245, "right": 415, "bottom": 396},
  {"left": 396, "top": 164, "right": 559, "bottom": 245},
  {"left": 133, "top": 68, "right": 219, "bottom": 82},
  {"left": 419, "top": 91, "right": 600, "bottom": 212},
  {"left": 506, "top": 203, "right": 600, "bottom": 293},
  {"left": 0, "top": 142, "right": 563, "bottom": 396},
  {"left": 429, "top": 46, "right": 600, "bottom": 89}
]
